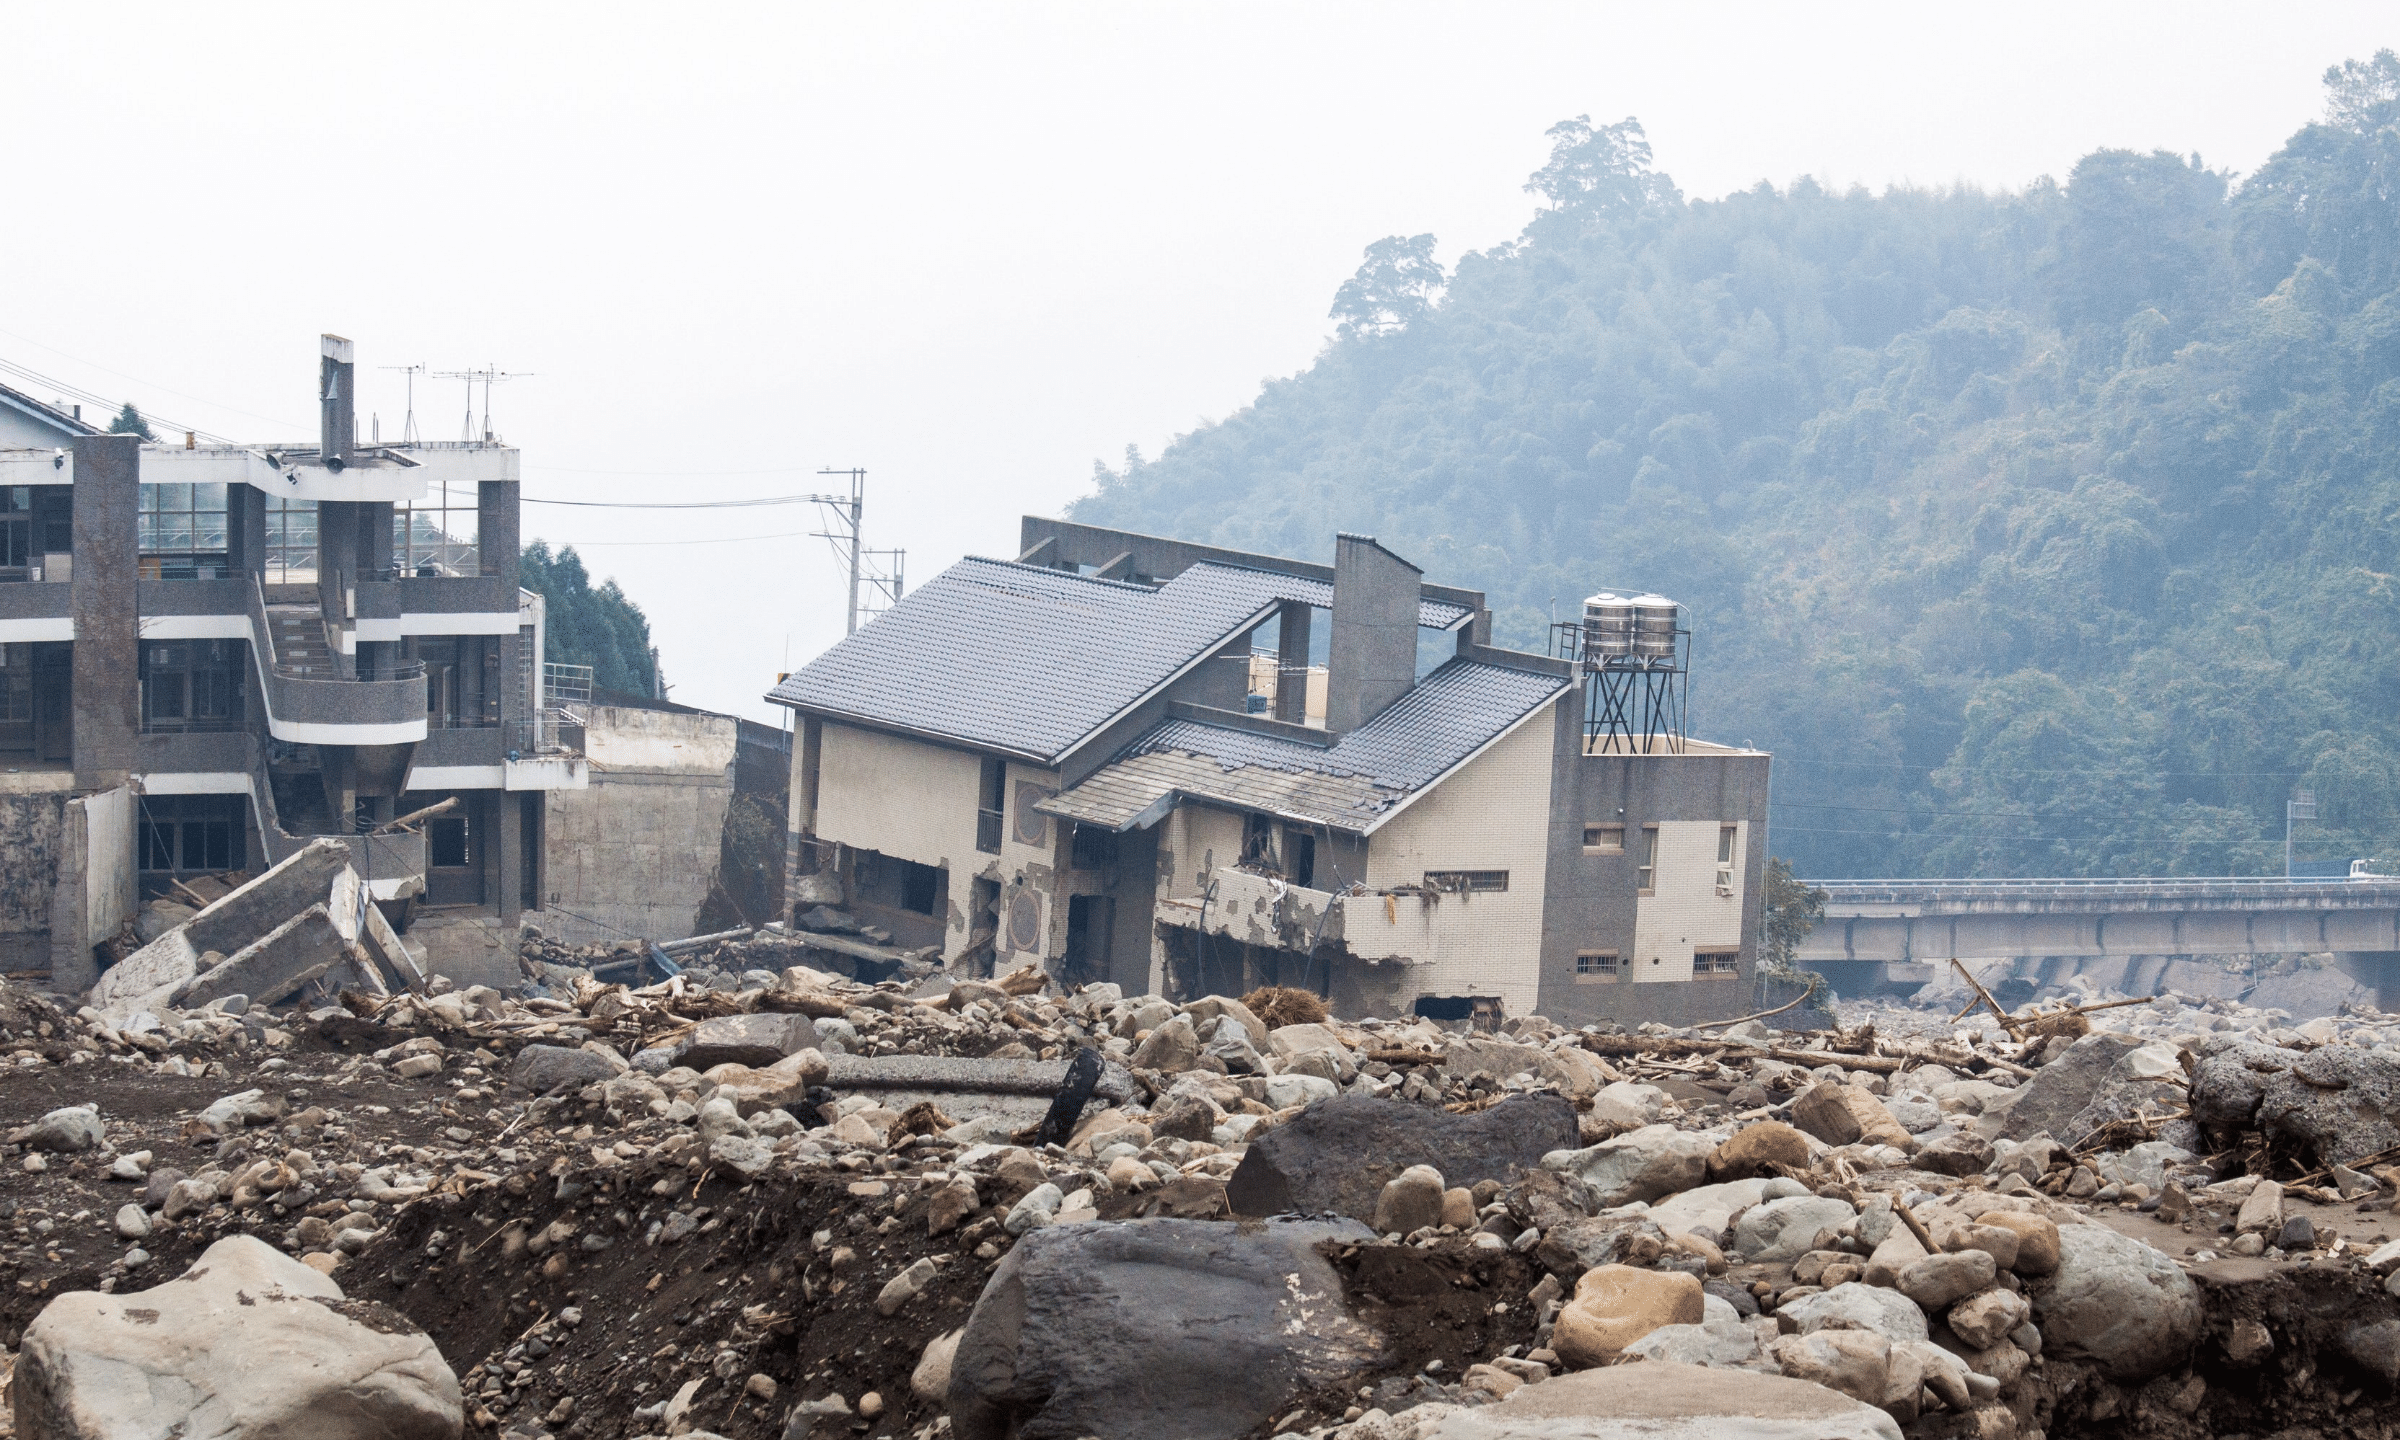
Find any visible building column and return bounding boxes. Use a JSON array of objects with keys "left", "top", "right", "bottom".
[
  {"left": 70, "top": 434, "right": 139, "bottom": 792},
  {"left": 495, "top": 786, "right": 523, "bottom": 925},
  {"left": 1273, "top": 600, "right": 1312, "bottom": 725}
]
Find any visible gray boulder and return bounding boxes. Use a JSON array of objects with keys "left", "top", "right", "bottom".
[
  {"left": 1620, "top": 1319, "right": 1769, "bottom": 1371},
  {"left": 1543, "top": 1125, "right": 1714, "bottom": 1207},
  {"left": 1773, "top": 1282, "right": 1930, "bottom": 1344},
  {"left": 1730, "top": 1195, "right": 1856, "bottom": 1262},
  {"left": 1981, "top": 1034, "right": 2150, "bottom": 1143},
  {"left": 678, "top": 1012, "right": 818, "bottom": 1070},
  {"left": 10, "top": 1106, "right": 103, "bottom": 1154},
  {"left": 1226, "top": 1094, "right": 1576, "bottom": 1223},
  {"left": 1533, "top": 1215, "right": 1670, "bottom": 1279},
  {"left": 1422, "top": 1361, "right": 1903, "bottom": 1440},
  {"left": 2191, "top": 1036, "right": 2400, "bottom": 1168},
  {"left": 12, "top": 1234, "right": 459, "bottom": 1440},
  {"left": 2029, "top": 1223, "right": 2202, "bottom": 1380},
  {"left": 948, "top": 1216, "right": 1378, "bottom": 1440},
  {"left": 510, "top": 1043, "right": 623, "bottom": 1094}
]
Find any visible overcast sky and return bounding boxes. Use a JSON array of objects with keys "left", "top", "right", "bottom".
[{"left": 5, "top": 4, "right": 2391, "bottom": 719}]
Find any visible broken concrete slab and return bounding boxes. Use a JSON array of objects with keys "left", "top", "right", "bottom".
[
  {"left": 1226, "top": 1093, "right": 1578, "bottom": 1223},
  {"left": 172, "top": 905, "right": 351, "bottom": 1012},
  {"left": 91, "top": 838, "right": 363, "bottom": 1017},
  {"left": 679, "top": 1012, "right": 820, "bottom": 1070},
  {"left": 823, "top": 1053, "right": 1137, "bottom": 1107}
]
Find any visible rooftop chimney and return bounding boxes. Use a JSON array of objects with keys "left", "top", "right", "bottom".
[
  {"left": 319, "top": 333, "right": 355, "bottom": 467},
  {"left": 1324, "top": 533, "right": 1420, "bottom": 733}
]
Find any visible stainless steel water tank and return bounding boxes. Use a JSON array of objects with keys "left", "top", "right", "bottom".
[
  {"left": 1582, "top": 592, "right": 1636, "bottom": 659},
  {"left": 1632, "top": 594, "right": 1678, "bottom": 658}
]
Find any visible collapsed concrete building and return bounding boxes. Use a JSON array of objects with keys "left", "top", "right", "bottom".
[
  {"left": 768, "top": 518, "right": 1772, "bottom": 1024},
  {"left": 0, "top": 336, "right": 769, "bottom": 991}
]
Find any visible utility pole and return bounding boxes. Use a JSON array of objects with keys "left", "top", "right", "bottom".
[
  {"left": 808, "top": 468, "right": 905, "bottom": 635},
  {"left": 2287, "top": 789, "right": 2317, "bottom": 879}
]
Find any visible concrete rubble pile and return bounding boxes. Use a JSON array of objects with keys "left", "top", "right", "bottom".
[{"left": 2, "top": 937, "right": 2400, "bottom": 1440}]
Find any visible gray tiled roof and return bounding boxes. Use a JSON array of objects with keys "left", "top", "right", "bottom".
[
  {"left": 766, "top": 556, "right": 1452, "bottom": 763},
  {"left": 1040, "top": 658, "right": 1569, "bottom": 833}
]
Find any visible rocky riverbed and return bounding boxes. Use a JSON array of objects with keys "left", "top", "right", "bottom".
[{"left": 4, "top": 948, "right": 2400, "bottom": 1439}]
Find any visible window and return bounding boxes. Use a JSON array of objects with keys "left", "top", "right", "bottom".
[
  {"left": 1425, "top": 869, "right": 1509, "bottom": 893},
  {"left": 1071, "top": 823, "right": 1118, "bottom": 871},
  {"left": 429, "top": 814, "right": 472, "bottom": 868},
  {"left": 898, "top": 859, "right": 942, "bottom": 916},
  {"left": 1575, "top": 951, "right": 1623, "bottom": 983},
  {"left": 0, "top": 487, "right": 29, "bottom": 575},
  {"left": 1636, "top": 825, "right": 1659, "bottom": 894},
  {"left": 1696, "top": 951, "right": 1741, "bottom": 977},
  {"left": 137, "top": 795, "right": 242, "bottom": 874},
  {"left": 140, "top": 641, "right": 243, "bottom": 733},
  {"left": 393, "top": 478, "right": 479, "bottom": 576},
  {"left": 976, "top": 758, "right": 1005, "bottom": 854},
  {"left": 264, "top": 495, "right": 318, "bottom": 584},
  {"left": 1284, "top": 827, "right": 1317, "bottom": 888},
  {"left": 1716, "top": 825, "right": 1738, "bottom": 895},
  {"left": 137, "top": 482, "right": 230, "bottom": 579},
  {"left": 1583, "top": 824, "right": 1624, "bottom": 854}
]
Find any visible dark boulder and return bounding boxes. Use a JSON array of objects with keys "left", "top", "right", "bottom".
[
  {"left": 1981, "top": 1033, "right": 2148, "bottom": 1143},
  {"left": 677, "top": 1012, "right": 819, "bottom": 1070},
  {"left": 509, "top": 1043, "right": 622, "bottom": 1094},
  {"left": 1226, "top": 1094, "right": 1578, "bottom": 1223},
  {"left": 949, "top": 1216, "right": 1378, "bottom": 1440}
]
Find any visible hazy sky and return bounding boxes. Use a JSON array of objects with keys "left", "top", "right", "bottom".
[{"left": 5, "top": 4, "right": 2390, "bottom": 719}]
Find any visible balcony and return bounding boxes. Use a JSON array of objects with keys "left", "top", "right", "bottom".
[{"left": 1154, "top": 867, "right": 1348, "bottom": 951}]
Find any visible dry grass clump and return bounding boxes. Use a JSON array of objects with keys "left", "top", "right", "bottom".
[{"left": 1241, "top": 985, "right": 1329, "bottom": 1029}]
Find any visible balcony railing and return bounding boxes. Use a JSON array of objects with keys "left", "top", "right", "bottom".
[{"left": 976, "top": 808, "right": 1004, "bottom": 854}]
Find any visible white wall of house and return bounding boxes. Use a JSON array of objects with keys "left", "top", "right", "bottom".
[
  {"left": 1629, "top": 819, "right": 1748, "bottom": 984},
  {"left": 1348, "top": 707, "right": 1560, "bottom": 1016}
]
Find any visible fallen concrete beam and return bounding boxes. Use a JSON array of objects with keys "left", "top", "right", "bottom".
[
  {"left": 91, "top": 838, "right": 356, "bottom": 1012},
  {"left": 822, "top": 1053, "right": 1136, "bottom": 1107},
  {"left": 173, "top": 904, "right": 351, "bottom": 1011}
]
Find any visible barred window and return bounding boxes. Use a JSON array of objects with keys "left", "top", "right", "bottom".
[
  {"left": 1424, "top": 869, "right": 1508, "bottom": 893},
  {"left": 1575, "top": 951, "right": 1623, "bottom": 981},
  {"left": 1695, "top": 952, "right": 1740, "bottom": 977}
]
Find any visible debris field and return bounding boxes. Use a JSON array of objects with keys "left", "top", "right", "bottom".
[{"left": 6, "top": 850, "right": 2400, "bottom": 1438}]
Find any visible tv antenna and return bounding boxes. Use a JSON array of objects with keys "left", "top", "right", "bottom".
[
  {"left": 807, "top": 467, "right": 905, "bottom": 635},
  {"left": 432, "top": 365, "right": 532, "bottom": 442},
  {"left": 379, "top": 363, "right": 426, "bottom": 444}
]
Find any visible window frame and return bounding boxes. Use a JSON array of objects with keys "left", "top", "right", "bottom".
[
  {"left": 1574, "top": 950, "right": 1623, "bottom": 983},
  {"left": 137, "top": 482, "right": 231, "bottom": 579},
  {"left": 393, "top": 478, "right": 481, "bottom": 577},
  {"left": 1695, "top": 950, "right": 1741, "bottom": 978},
  {"left": 1583, "top": 823, "right": 1625, "bottom": 854},
  {"left": 1635, "top": 824, "right": 1659, "bottom": 895},
  {"left": 1424, "top": 869, "right": 1508, "bottom": 894}
]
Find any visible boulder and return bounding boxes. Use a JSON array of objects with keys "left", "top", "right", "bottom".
[
  {"left": 1863, "top": 1229, "right": 1928, "bottom": 1287},
  {"left": 1421, "top": 1361, "right": 1903, "bottom": 1440},
  {"left": 1549, "top": 1265, "right": 1704, "bottom": 1368},
  {"left": 10, "top": 1107, "right": 103, "bottom": 1154},
  {"left": 947, "top": 1216, "right": 1379, "bottom": 1440},
  {"left": 1129, "top": 1014, "right": 1202, "bottom": 1072},
  {"left": 1773, "top": 1282, "right": 1929, "bottom": 1345},
  {"left": 2235, "top": 1180, "right": 2284, "bottom": 1236},
  {"left": 2254, "top": 1046, "right": 2400, "bottom": 1169},
  {"left": 678, "top": 1012, "right": 819, "bottom": 1070},
  {"left": 511, "top": 1043, "right": 624, "bottom": 1094},
  {"left": 1706, "top": 1121, "right": 1811, "bottom": 1181},
  {"left": 1730, "top": 1195, "right": 1856, "bottom": 1262},
  {"left": 1911, "top": 1132, "right": 1993, "bottom": 1177},
  {"left": 1972, "top": 1211, "right": 2060, "bottom": 1275},
  {"left": 1790, "top": 1083, "right": 1911, "bottom": 1151},
  {"left": 1648, "top": 1177, "right": 1801, "bottom": 1240},
  {"left": 1947, "top": 1288, "right": 2032, "bottom": 1350},
  {"left": 2029, "top": 1223, "right": 2202, "bottom": 1380},
  {"left": 1544, "top": 1125, "right": 1715, "bottom": 1207},
  {"left": 1897, "top": 1252, "right": 1995, "bottom": 1312},
  {"left": 700, "top": 1049, "right": 830, "bottom": 1116},
  {"left": 12, "top": 1234, "right": 459, "bottom": 1440},
  {"left": 1586, "top": 1081, "right": 1671, "bottom": 1130},
  {"left": 1532, "top": 1216, "right": 1669, "bottom": 1280},
  {"left": 1982, "top": 1033, "right": 2158, "bottom": 1144},
  {"left": 1373, "top": 1165, "right": 1448, "bottom": 1235},
  {"left": 1226, "top": 1094, "right": 1576, "bottom": 1223},
  {"left": 1762, "top": 1329, "right": 1893, "bottom": 1408},
  {"left": 1620, "top": 1318, "right": 1767, "bottom": 1371}
]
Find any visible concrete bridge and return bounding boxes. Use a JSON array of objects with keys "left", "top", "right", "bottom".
[{"left": 1794, "top": 876, "right": 2400, "bottom": 1006}]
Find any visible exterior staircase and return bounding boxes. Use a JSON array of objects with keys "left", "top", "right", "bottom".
[{"left": 265, "top": 607, "right": 339, "bottom": 679}]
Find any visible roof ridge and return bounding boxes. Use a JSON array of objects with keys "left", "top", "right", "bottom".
[{"left": 956, "top": 554, "right": 1161, "bottom": 594}]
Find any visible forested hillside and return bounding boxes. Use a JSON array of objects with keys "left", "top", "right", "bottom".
[
  {"left": 520, "top": 541, "right": 659, "bottom": 698},
  {"left": 1070, "top": 53, "right": 2400, "bottom": 880}
]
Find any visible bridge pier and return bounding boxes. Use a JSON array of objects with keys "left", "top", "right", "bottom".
[{"left": 2334, "top": 953, "right": 2400, "bottom": 1012}]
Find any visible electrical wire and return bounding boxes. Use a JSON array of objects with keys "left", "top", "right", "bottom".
[
  {"left": 0, "top": 355, "right": 240, "bottom": 446},
  {"left": 519, "top": 494, "right": 823, "bottom": 509},
  {"left": 0, "top": 328, "right": 301, "bottom": 436},
  {"left": 1777, "top": 756, "right": 2305, "bottom": 781},
  {"left": 528, "top": 529, "right": 817, "bottom": 547}
]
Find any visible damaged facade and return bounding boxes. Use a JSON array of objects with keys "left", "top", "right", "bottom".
[
  {"left": 0, "top": 337, "right": 604, "bottom": 988},
  {"left": 768, "top": 518, "right": 1770, "bottom": 1024}
]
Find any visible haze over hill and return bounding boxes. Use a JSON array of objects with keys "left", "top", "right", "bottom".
[{"left": 1069, "top": 53, "right": 2400, "bottom": 882}]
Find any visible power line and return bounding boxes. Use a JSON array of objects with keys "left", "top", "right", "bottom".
[
  {"left": 0, "top": 355, "right": 240, "bottom": 445},
  {"left": 521, "top": 464, "right": 827, "bottom": 476},
  {"left": 0, "top": 327, "right": 307, "bottom": 433},
  {"left": 520, "top": 494, "right": 821, "bottom": 509},
  {"left": 529, "top": 529, "right": 817, "bottom": 547},
  {"left": 1776, "top": 756, "right": 2305, "bottom": 780}
]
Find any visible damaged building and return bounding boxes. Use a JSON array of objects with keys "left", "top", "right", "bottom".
[
  {"left": 0, "top": 334, "right": 756, "bottom": 989},
  {"left": 767, "top": 517, "right": 1771, "bottom": 1024}
]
